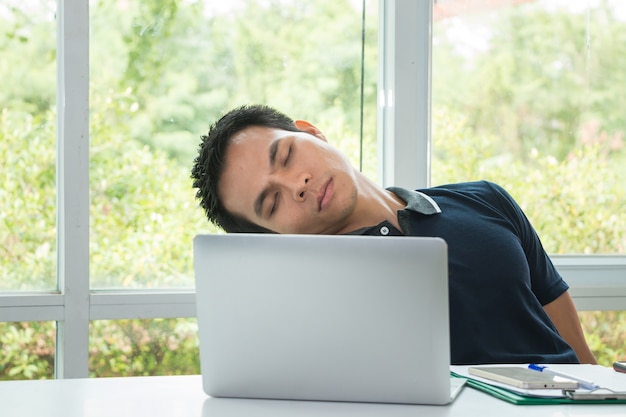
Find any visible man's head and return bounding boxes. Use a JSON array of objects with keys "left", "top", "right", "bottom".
[
  {"left": 191, "top": 105, "right": 302, "bottom": 233},
  {"left": 191, "top": 104, "right": 360, "bottom": 234}
]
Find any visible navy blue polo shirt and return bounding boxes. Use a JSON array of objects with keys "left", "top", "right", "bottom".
[{"left": 349, "top": 180, "right": 579, "bottom": 365}]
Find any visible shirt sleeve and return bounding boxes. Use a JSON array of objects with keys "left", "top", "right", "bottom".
[{"left": 482, "top": 181, "right": 569, "bottom": 305}]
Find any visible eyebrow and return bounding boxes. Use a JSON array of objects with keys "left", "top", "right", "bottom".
[{"left": 253, "top": 138, "right": 282, "bottom": 218}]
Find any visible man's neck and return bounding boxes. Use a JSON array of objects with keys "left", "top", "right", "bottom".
[{"left": 335, "top": 174, "right": 406, "bottom": 234}]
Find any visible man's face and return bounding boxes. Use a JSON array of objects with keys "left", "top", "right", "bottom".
[{"left": 218, "top": 123, "right": 359, "bottom": 234}]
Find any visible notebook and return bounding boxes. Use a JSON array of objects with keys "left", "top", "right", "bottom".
[
  {"left": 193, "top": 233, "right": 465, "bottom": 405},
  {"left": 451, "top": 364, "right": 626, "bottom": 404}
]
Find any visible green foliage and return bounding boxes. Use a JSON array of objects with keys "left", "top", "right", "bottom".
[
  {"left": 90, "top": 0, "right": 378, "bottom": 170},
  {"left": 0, "top": 319, "right": 200, "bottom": 379},
  {"left": 433, "top": 109, "right": 626, "bottom": 254},
  {"left": 0, "top": 322, "right": 55, "bottom": 380},
  {"left": 0, "top": 2, "right": 56, "bottom": 114},
  {"left": 579, "top": 311, "right": 626, "bottom": 365},
  {"left": 89, "top": 319, "right": 199, "bottom": 377},
  {"left": 89, "top": 87, "right": 214, "bottom": 288},
  {"left": 0, "top": 97, "right": 214, "bottom": 289},
  {"left": 433, "top": 2, "right": 626, "bottom": 160},
  {"left": 0, "top": 110, "right": 56, "bottom": 290}
]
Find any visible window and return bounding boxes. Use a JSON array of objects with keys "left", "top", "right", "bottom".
[
  {"left": 427, "top": 0, "right": 625, "bottom": 365},
  {"left": 1, "top": 0, "right": 624, "bottom": 378},
  {"left": 0, "top": 0, "right": 57, "bottom": 292},
  {"left": 377, "top": 0, "right": 626, "bottom": 366},
  {"left": 431, "top": 0, "right": 626, "bottom": 256},
  {"left": 0, "top": 0, "right": 377, "bottom": 379}
]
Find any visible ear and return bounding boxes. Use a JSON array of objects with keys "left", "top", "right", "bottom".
[{"left": 294, "top": 120, "right": 327, "bottom": 142}]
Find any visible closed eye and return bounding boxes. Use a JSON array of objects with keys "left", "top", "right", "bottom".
[
  {"left": 283, "top": 145, "right": 292, "bottom": 166},
  {"left": 269, "top": 192, "right": 280, "bottom": 216}
]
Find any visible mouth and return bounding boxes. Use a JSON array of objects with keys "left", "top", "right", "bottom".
[{"left": 318, "top": 178, "right": 334, "bottom": 211}]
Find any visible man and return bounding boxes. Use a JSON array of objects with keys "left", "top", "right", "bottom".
[{"left": 191, "top": 104, "right": 597, "bottom": 365}]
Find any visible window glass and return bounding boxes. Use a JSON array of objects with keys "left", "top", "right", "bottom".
[
  {"left": 579, "top": 311, "right": 626, "bottom": 366},
  {"left": 89, "top": 318, "right": 198, "bottom": 377},
  {"left": 89, "top": 0, "right": 211, "bottom": 289},
  {"left": 89, "top": 0, "right": 378, "bottom": 288},
  {"left": 432, "top": 0, "right": 625, "bottom": 255},
  {"left": 432, "top": 0, "right": 626, "bottom": 366},
  {"left": 0, "top": 0, "right": 57, "bottom": 291},
  {"left": 0, "top": 321, "right": 56, "bottom": 380}
]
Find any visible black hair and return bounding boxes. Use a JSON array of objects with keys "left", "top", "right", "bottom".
[{"left": 191, "top": 104, "right": 302, "bottom": 232}]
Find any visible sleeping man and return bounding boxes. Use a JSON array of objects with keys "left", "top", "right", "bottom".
[{"left": 191, "top": 104, "right": 597, "bottom": 365}]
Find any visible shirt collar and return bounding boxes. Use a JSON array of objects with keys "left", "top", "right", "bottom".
[
  {"left": 387, "top": 186, "right": 441, "bottom": 215},
  {"left": 346, "top": 187, "right": 441, "bottom": 235}
]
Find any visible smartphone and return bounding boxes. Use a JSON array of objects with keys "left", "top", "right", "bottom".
[
  {"left": 613, "top": 361, "right": 626, "bottom": 374},
  {"left": 468, "top": 366, "right": 580, "bottom": 390}
]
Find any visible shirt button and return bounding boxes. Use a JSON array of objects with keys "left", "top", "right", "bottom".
[{"left": 380, "top": 226, "right": 390, "bottom": 235}]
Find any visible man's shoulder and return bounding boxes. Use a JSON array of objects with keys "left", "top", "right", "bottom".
[
  {"left": 419, "top": 181, "right": 521, "bottom": 215},
  {"left": 420, "top": 180, "right": 507, "bottom": 197}
]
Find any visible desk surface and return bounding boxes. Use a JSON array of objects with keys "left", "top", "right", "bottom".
[{"left": 0, "top": 375, "right": 623, "bottom": 417}]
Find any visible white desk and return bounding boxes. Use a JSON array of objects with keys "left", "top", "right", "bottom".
[{"left": 1, "top": 375, "right": 623, "bottom": 417}]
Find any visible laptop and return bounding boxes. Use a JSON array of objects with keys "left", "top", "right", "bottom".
[{"left": 193, "top": 233, "right": 465, "bottom": 405}]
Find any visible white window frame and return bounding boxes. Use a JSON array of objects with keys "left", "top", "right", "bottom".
[
  {"left": 378, "top": 0, "right": 626, "bottom": 313},
  {"left": 0, "top": 0, "right": 624, "bottom": 379}
]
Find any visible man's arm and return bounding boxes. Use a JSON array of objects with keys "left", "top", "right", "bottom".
[{"left": 543, "top": 291, "right": 598, "bottom": 364}]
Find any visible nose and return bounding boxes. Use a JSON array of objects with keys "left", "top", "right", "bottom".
[{"left": 292, "top": 173, "right": 311, "bottom": 202}]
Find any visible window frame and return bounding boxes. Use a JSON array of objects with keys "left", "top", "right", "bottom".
[
  {"left": 0, "top": 0, "right": 624, "bottom": 379},
  {"left": 379, "top": 0, "right": 626, "bottom": 314}
]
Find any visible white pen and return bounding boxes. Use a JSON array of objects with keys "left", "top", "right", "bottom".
[{"left": 528, "top": 364, "right": 599, "bottom": 390}]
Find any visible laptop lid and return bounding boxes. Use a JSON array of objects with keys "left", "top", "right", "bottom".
[{"left": 193, "top": 234, "right": 452, "bottom": 405}]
